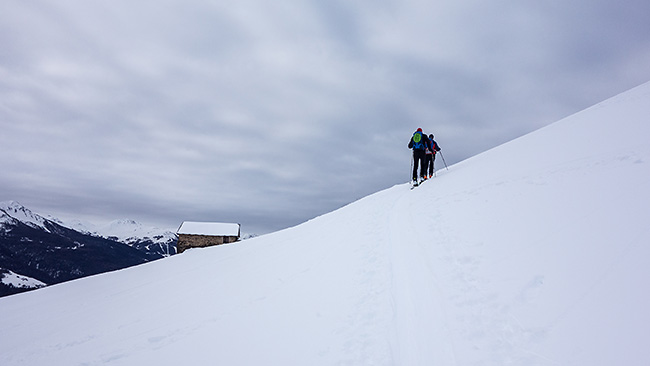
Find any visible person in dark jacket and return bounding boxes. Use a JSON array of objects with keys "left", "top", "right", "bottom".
[
  {"left": 425, "top": 134, "right": 441, "bottom": 178},
  {"left": 408, "top": 128, "right": 430, "bottom": 184}
]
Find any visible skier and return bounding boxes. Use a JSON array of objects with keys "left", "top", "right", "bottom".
[
  {"left": 408, "top": 128, "right": 430, "bottom": 185},
  {"left": 425, "top": 134, "right": 441, "bottom": 178}
]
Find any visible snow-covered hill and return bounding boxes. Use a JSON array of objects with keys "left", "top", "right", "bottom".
[
  {"left": 0, "top": 269, "right": 45, "bottom": 289},
  {"left": 1, "top": 81, "right": 649, "bottom": 365},
  {"left": 0, "top": 268, "right": 46, "bottom": 297}
]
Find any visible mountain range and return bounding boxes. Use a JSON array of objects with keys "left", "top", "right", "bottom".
[{"left": 0, "top": 201, "right": 176, "bottom": 297}]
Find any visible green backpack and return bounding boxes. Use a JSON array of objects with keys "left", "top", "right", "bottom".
[{"left": 412, "top": 132, "right": 424, "bottom": 149}]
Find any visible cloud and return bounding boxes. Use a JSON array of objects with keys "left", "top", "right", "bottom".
[{"left": 2, "top": 0, "right": 650, "bottom": 234}]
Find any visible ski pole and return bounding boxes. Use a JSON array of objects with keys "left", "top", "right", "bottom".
[{"left": 439, "top": 151, "right": 449, "bottom": 170}]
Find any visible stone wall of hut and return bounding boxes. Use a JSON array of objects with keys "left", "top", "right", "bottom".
[{"left": 177, "top": 234, "right": 239, "bottom": 253}]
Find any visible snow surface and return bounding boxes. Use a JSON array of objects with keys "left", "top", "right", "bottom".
[
  {"left": 1, "top": 82, "right": 649, "bottom": 365},
  {"left": 0, "top": 270, "right": 46, "bottom": 289},
  {"left": 177, "top": 221, "right": 241, "bottom": 236}
]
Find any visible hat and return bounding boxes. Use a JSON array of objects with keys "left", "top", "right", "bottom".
[
  {"left": 416, "top": 128, "right": 422, "bottom": 132},
  {"left": 429, "top": 134, "right": 434, "bottom": 138}
]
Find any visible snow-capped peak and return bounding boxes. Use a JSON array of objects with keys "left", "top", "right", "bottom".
[
  {"left": 50, "top": 215, "right": 176, "bottom": 246},
  {"left": 50, "top": 218, "right": 98, "bottom": 235},
  {"left": 0, "top": 201, "right": 50, "bottom": 232},
  {"left": 104, "top": 219, "right": 143, "bottom": 235},
  {"left": 95, "top": 219, "right": 174, "bottom": 243}
]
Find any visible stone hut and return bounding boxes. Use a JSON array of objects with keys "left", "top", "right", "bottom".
[{"left": 176, "top": 221, "right": 241, "bottom": 254}]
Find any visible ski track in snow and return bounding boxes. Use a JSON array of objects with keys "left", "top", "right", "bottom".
[{"left": 391, "top": 177, "right": 554, "bottom": 366}]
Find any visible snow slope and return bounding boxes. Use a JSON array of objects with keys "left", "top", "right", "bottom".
[
  {"left": 0, "top": 82, "right": 649, "bottom": 365},
  {"left": 0, "top": 269, "right": 46, "bottom": 289}
]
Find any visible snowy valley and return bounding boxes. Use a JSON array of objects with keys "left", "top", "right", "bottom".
[{"left": 1, "top": 81, "right": 649, "bottom": 365}]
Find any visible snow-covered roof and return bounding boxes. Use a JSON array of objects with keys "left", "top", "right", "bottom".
[{"left": 177, "top": 221, "right": 240, "bottom": 236}]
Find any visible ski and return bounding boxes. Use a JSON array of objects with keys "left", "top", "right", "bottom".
[{"left": 410, "top": 177, "right": 430, "bottom": 189}]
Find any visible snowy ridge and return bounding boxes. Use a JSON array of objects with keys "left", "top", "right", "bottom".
[
  {"left": 0, "top": 201, "right": 50, "bottom": 232},
  {"left": 0, "top": 81, "right": 649, "bottom": 365},
  {"left": 56, "top": 218, "right": 176, "bottom": 246},
  {"left": 97, "top": 219, "right": 176, "bottom": 245},
  {"left": 51, "top": 217, "right": 99, "bottom": 235},
  {"left": 54, "top": 217, "right": 177, "bottom": 257}
]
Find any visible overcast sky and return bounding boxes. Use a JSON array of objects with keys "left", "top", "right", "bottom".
[{"left": 2, "top": 0, "right": 650, "bottom": 234}]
